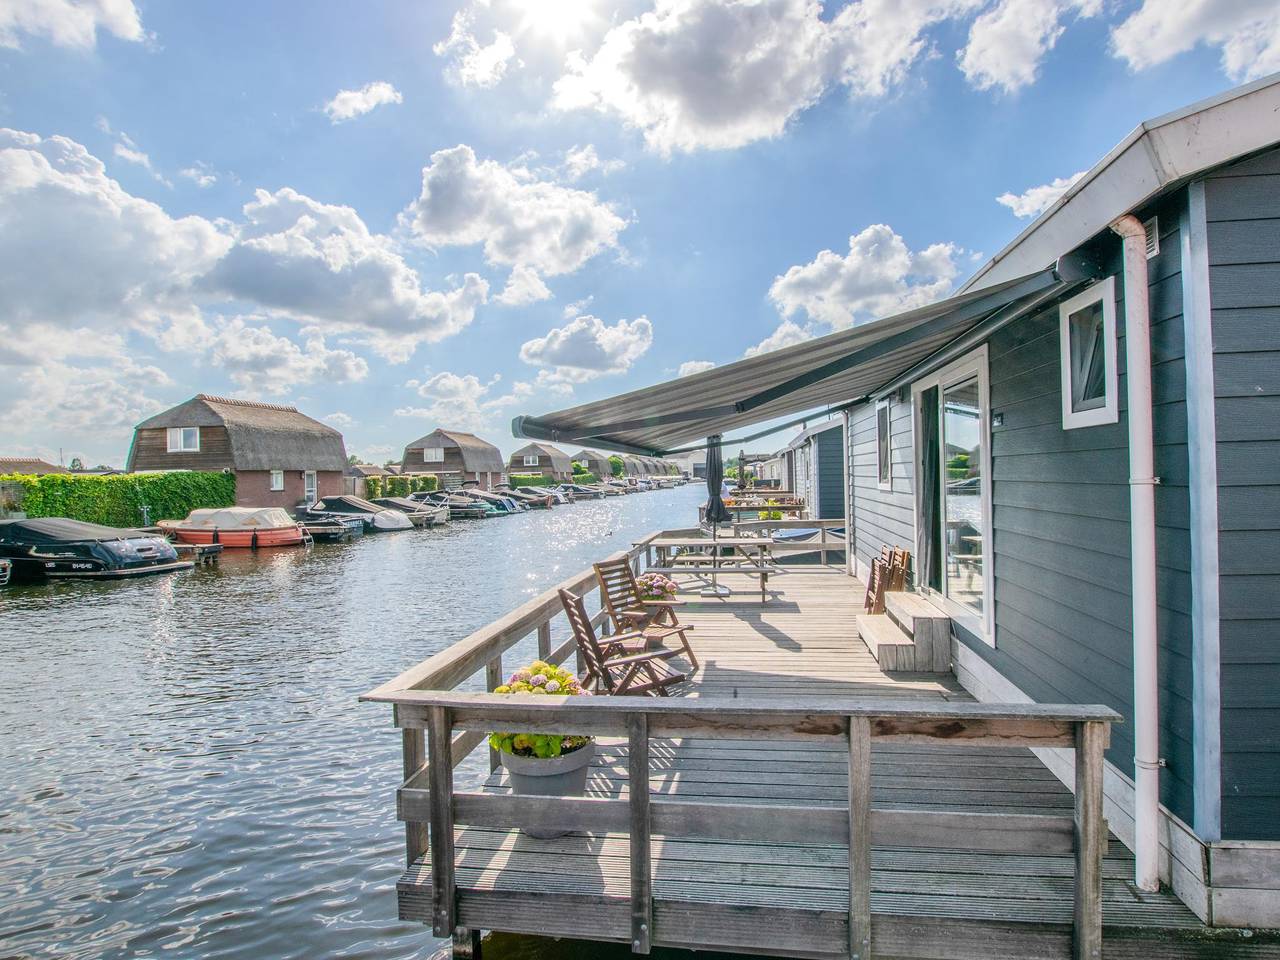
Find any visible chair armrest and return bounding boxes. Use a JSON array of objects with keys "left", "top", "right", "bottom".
[
  {"left": 640, "top": 598, "right": 685, "bottom": 606},
  {"left": 605, "top": 648, "right": 683, "bottom": 667}
]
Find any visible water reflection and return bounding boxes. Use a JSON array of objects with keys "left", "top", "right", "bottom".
[{"left": 0, "top": 487, "right": 702, "bottom": 960}]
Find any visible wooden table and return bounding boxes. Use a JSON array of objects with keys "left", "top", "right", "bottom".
[{"left": 646, "top": 537, "right": 781, "bottom": 602}]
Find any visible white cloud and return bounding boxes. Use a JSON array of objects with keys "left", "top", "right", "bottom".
[
  {"left": 563, "top": 295, "right": 594, "bottom": 319},
  {"left": 96, "top": 118, "right": 172, "bottom": 186},
  {"left": 323, "top": 81, "right": 403, "bottom": 123},
  {"left": 401, "top": 144, "right": 627, "bottom": 277},
  {"left": 208, "top": 186, "right": 488, "bottom": 361},
  {"left": 179, "top": 162, "right": 217, "bottom": 188},
  {"left": 395, "top": 371, "right": 536, "bottom": 433},
  {"left": 0, "top": 128, "right": 231, "bottom": 342},
  {"left": 678, "top": 359, "right": 715, "bottom": 376},
  {"left": 996, "top": 169, "right": 1087, "bottom": 217},
  {"left": 208, "top": 318, "right": 369, "bottom": 393},
  {"left": 1111, "top": 0, "right": 1280, "bottom": 83},
  {"left": 435, "top": 10, "right": 517, "bottom": 88},
  {"left": 323, "top": 411, "right": 354, "bottom": 427},
  {"left": 744, "top": 319, "right": 813, "bottom": 357},
  {"left": 769, "top": 223, "right": 962, "bottom": 329},
  {"left": 0, "top": 0, "right": 143, "bottom": 49},
  {"left": 551, "top": 0, "right": 981, "bottom": 154},
  {"left": 494, "top": 264, "right": 552, "bottom": 306},
  {"left": 562, "top": 144, "right": 625, "bottom": 181},
  {"left": 519, "top": 315, "right": 653, "bottom": 381},
  {"left": 957, "top": 0, "right": 1099, "bottom": 93}
]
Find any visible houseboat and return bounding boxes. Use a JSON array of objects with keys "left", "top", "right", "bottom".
[
  {"left": 159, "top": 507, "right": 308, "bottom": 548},
  {"left": 0, "top": 518, "right": 194, "bottom": 580},
  {"left": 300, "top": 495, "right": 412, "bottom": 532}
]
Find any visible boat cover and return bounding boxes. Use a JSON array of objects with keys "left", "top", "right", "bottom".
[
  {"left": 0, "top": 517, "right": 147, "bottom": 544},
  {"left": 311, "top": 495, "right": 383, "bottom": 514},
  {"left": 177, "top": 507, "right": 297, "bottom": 529},
  {"left": 372, "top": 496, "right": 427, "bottom": 512}
]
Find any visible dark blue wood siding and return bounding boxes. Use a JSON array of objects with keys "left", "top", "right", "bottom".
[
  {"left": 849, "top": 397, "right": 915, "bottom": 578},
  {"left": 1204, "top": 147, "right": 1280, "bottom": 840},
  {"left": 815, "top": 425, "right": 845, "bottom": 520},
  {"left": 955, "top": 193, "right": 1196, "bottom": 827}
]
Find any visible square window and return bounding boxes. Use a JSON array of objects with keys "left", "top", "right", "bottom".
[
  {"left": 422, "top": 447, "right": 444, "bottom": 463},
  {"left": 167, "top": 426, "right": 200, "bottom": 452},
  {"left": 269, "top": 470, "right": 284, "bottom": 491},
  {"left": 876, "top": 400, "right": 891, "bottom": 489},
  {"left": 523, "top": 455, "right": 540, "bottom": 466},
  {"left": 1059, "top": 276, "right": 1119, "bottom": 429}
]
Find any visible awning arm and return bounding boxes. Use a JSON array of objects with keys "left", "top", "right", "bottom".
[{"left": 660, "top": 400, "right": 866, "bottom": 456}]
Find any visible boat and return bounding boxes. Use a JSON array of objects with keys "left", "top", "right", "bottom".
[
  {"left": 0, "top": 557, "right": 10, "bottom": 586},
  {"left": 300, "top": 516, "right": 364, "bottom": 541},
  {"left": 0, "top": 517, "right": 194, "bottom": 581},
  {"left": 459, "top": 488, "right": 522, "bottom": 515},
  {"left": 411, "top": 491, "right": 493, "bottom": 520},
  {"left": 518, "top": 485, "right": 569, "bottom": 505},
  {"left": 158, "top": 507, "right": 309, "bottom": 547},
  {"left": 370, "top": 496, "right": 449, "bottom": 527},
  {"left": 558, "top": 483, "right": 603, "bottom": 500},
  {"left": 301, "top": 495, "right": 413, "bottom": 532},
  {"left": 494, "top": 485, "right": 555, "bottom": 508}
]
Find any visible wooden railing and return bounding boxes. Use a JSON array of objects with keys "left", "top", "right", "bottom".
[{"left": 731, "top": 517, "right": 846, "bottom": 565}]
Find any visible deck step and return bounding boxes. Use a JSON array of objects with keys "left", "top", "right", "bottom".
[
  {"left": 882, "top": 591, "right": 953, "bottom": 673},
  {"left": 857, "top": 614, "right": 918, "bottom": 672}
]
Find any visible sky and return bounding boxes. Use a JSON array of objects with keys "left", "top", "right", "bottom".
[{"left": 0, "top": 0, "right": 1275, "bottom": 467}]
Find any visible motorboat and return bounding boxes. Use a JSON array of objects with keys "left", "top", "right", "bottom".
[
  {"left": 459, "top": 488, "right": 522, "bottom": 515},
  {"left": 494, "top": 484, "right": 554, "bottom": 508},
  {"left": 519, "top": 485, "right": 569, "bottom": 505},
  {"left": 558, "top": 483, "right": 602, "bottom": 500},
  {"left": 158, "top": 506, "right": 308, "bottom": 547},
  {"left": 0, "top": 557, "right": 10, "bottom": 586},
  {"left": 410, "top": 491, "right": 493, "bottom": 520},
  {"left": 0, "top": 517, "right": 194, "bottom": 581},
  {"left": 301, "top": 495, "right": 413, "bottom": 532},
  {"left": 370, "top": 496, "right": 449, "bottom": 527}
]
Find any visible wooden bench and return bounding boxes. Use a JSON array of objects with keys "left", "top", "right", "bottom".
[{"left": 646, "top": 563, "right": 781, "bottom": 603}]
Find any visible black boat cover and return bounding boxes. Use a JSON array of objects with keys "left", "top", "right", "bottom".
[
  {"left": 372, "top": 496, "right": 426, "bottom": 511},
  {"left": 0, "top": 517, "right": 148, "bottom": 544}
]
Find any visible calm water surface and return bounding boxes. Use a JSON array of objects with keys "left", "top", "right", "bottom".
[{"left": 0, "top": 486, "right": 709, "bottom": 960}]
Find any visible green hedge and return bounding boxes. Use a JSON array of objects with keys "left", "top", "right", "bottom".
[
  {"left": 608, "top": 455, "right": 624, "bottom": 477},
  {"left": 0, "top": 472, "right": 235, "bottom": 526},
  {"left": 365, "top": 474, "right": 439, "bottom": 498},
  {"left": 507, "top": 473, "right": 554, "bottom": 487}
]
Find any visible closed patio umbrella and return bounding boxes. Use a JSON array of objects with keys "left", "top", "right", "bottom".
[{"left": 703, "top": 435, "right": 732, "bottom": 596}]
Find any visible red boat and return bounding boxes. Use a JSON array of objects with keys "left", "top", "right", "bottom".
[{"left": 159, "top": 507, "right": 308, "bottom": 548}]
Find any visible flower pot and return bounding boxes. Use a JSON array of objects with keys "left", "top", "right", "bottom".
[{"left": 500, "top": 740, "right": 596, "bottom": 838}]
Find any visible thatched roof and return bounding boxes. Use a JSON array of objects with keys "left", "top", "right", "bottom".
[
  {"left": 510, "top": 442, "right": 573, "bottom": 474},
  {"left": 0, "top": 456, "right": 62, "bottom": 474},
  {"left": 131, "top": 395, "right": 347, "bottom": 471},
  {"left": 346, "top": 463, "right": 390, "bottom": 478},
  {"left": 403, "top": 429, "right": 504, "bottom": 474}
]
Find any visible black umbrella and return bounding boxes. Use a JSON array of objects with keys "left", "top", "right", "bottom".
[{"left": 703, "top": 435, "right": 731, "bottom": 596}]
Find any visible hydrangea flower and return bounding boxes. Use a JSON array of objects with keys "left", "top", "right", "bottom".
[
  {"left": 530, "top": 673, "right": 548, "bottom": 686},
  {"left": 545, "top": 679, "right": 561, "bottom": 693}
]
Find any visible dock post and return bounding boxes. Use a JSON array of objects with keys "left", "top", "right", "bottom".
[
  {"left": 426, "top": 706, "right": 456, "bottom": 939},
  {"left": 451, "top": 927, "right": 481, "bottom": 959},
  {"left": 401, "top": 728, "right": 428, "bottom": 866},
  {"left": 1073, "top": 721, "right": 1105, "bottom": 960},
  {"left": 628, "top": 713, "right": 652, "bottom": 955},
  {"left": 485, "top": 656, "right": 502, "bottom": 772},
  {"left": 848, "top": 716, "right": 872, "bottom": 960}
]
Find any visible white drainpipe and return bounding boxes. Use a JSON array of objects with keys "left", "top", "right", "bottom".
[{"left": 1111, "top": 214, "right": 1161, "bottom": 892}]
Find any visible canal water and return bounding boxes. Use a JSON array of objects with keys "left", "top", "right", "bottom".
[{"left": 0, "top": 485, "right": 712, "bottom": 960}]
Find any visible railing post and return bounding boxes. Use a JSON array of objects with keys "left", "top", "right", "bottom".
[
  {"left": 486, "top": 656, "right": 502, "bottom": 772},
  {"left": 402, "top": 728, "right": 428, "bottom": 866},
  {"left": 1073, "top": 721, "right": 1105, "bottom": 960},
  {"left": 848, "top": 716, "right": 872, "bottom": 960},
  {"left": 537, "top": 621, "right": 551, "bottom": 661},
  {"left": 821, "top": 524, "right": 829, "bottom": 566},
  {"left": 427, "top": 705, "right": 457, "bottom": 939},
  {"left": 629, "top": 712, "right": 652, "bottom": 955}
]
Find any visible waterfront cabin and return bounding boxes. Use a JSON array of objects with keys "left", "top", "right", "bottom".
[
  {"left": 401, "top": 429, "right": 504, "bottom": 491},
  {"left": 755, "top": 453, "right": 786, "bottom": 488},
  {"left": 507, "top": 442, "right": 573, "bottom": 483},
  {"left": 570, "top": 448, "right": 612, "bottom": 480},
  {"left": 126, "top": 395, "right": 347, "bottom": 508},
  {"left": 0, "top": 456, "right": 62, "bottom": 475},
  {"left": 509, "top": 78, "right": 1280, "bottom": 930},
  {"left": 784, "top": 419, "right": 846, "bottom": 520}
]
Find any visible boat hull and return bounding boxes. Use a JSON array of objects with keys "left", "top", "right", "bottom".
[{"left": 162, "top": 526, "right": 307, "bottom": 548}]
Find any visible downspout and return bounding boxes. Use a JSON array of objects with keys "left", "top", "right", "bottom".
[{"left": 1111, "top": 214, "right": 1161, "bottom": 892}]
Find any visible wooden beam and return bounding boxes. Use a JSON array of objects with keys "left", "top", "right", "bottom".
[
  {"left": 848, "top": 716, "right": 871, "bottom": 960},
  {"left": 452, "top": 927, "right": 481, "bottom": 959},
  {"left": 452, "top": 792, "right": 629, "bottom": 833},
  {"left": 537, "top": 621, "right": 551, "bottom": 660},
  {"left": 1074, "top": 721, "right": 1104, "bottom": 960},
  {"left": 629, "top": 713, "right": 653, "bottom": 955},
  {"left": 486, "top": 655, "right": 502, "bottom": 773},
  {"left": 401, "top": 729, "right": 428, "bottom": 866},
  {"left": 427, "top": 706, "right": 456, "bottom": 938},
  {"left": 398, "top": 730, "right": 488, "bottom": 823}
]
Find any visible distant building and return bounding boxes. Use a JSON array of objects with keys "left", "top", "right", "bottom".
[
  {"left": 127, "top": 394, "right": 348, "bottom": 508},
  {"left": 508, "top": 442, "right": 574, "bottom": 483},
  {"left": 0, "top": 456, "right": 62, "bottom": 475},
  {"left": 345, "top": 462, "right": 389, "bottom": 498},
  {"left": 570, "top": 448, "right": 613, "bottom": 479},
  {"left": 401, "top": 429, "right": 504, "bottom": 490},
  {"left": 784, "top": 420, "right": 845, "bottom": 520}
]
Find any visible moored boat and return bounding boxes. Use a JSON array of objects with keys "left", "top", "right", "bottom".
[
  {"left": 158, "top": 507, "right": 308, "bottom": 548},
  {"left": 411, "top": 491, "right": 493, "bottom": 520},
  {"left": 370, "top": 496, "right": 449, "bottom": 527},
  {"left": 0, "top": 557, "right": 10, "bottom": 586},
  {"left": 0, "top": 517, "right": 194, "bottom": 581},
  {"left": 301, "top": 495, "right": 413, "bottom": 532}
]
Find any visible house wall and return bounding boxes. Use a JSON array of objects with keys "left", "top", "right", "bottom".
[
  {"left": 1203, "top": 147, "right": 1280, "bottom": 840},
  {"left": 404, "top": 445, "right": 497, "bottom": 490},
  {"left": 848, "top": 396, "right": 915, "bottom": 580},
  {"left": 815, "top": 426, "right": 845, "bottom": 520},
  {"left": 237, "top": 470, "right": 342, "bottom": 509},
  {"left": 509, "top": 456, "right": 570, "bottom": 481},
  {"left": 129, "top": 426, "right": 235, "bottom": 472}
]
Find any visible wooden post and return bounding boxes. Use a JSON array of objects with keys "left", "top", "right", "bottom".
[
  {"left": 486, "top": 656, "right": 502, "bottom": 773},
  {"left": 820, "top": 524, "right": 828, "bottom": 566},
  {"left": 537, "top": 621, "right": 551, "bottom": 660},
  {"left": 402, "top": 728, "right": 428, "bottom": 866},
  {"left": 452, "top": 927, "right": 482, "bottom": 959},
  {"left": 1073, "top": 721, "right": 1105, "bottom": 960},
  {"left": 629, "top": 712, "right": 652, "bottom": 955},
  {"left": 848, "top": 716, "right": 872, "bottom": 960},
  {"left": 427, "top": 706, "right": 457, "bottom": 939}
]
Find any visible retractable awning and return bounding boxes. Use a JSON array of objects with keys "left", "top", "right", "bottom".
[{"left": 513, "top": 259, "right": 1095, "bottom": 455}]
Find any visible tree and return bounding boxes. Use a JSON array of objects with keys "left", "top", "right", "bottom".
[
  {"left": 347, "top": 454, "right": 360, "bottom": 465},
  {"left": 69, "top": 457, "right": 84, "bottom": 471},
  {"left": 608, "top": 455, "right": 624, "bottom": 477}
]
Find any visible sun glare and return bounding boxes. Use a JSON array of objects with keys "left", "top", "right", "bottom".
[{"left": 517, "top": 0, "right": 600, "bottom": 44}]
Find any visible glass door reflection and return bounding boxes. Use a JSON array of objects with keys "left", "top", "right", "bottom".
[{"left": 942, "top": 377, "right": 984, "bottom": 618}]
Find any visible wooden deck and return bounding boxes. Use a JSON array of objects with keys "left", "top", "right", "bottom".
[{"left": 391, "top": 568, "right": 1276, "bottom": 959}]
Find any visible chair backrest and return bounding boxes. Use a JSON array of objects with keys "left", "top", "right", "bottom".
[
  {"left": 558, "top": 589, "right": 614, "bottom": 692},
  {"left": 594, "top": 557, "right": 640, "bottom": 632},
  {"left": 863, "top": 558, "right": 886, "bottom": 614}
]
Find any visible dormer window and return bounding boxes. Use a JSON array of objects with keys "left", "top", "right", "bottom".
[
  {"left": 523, "top": 455, "right": 540, "bottom": 467},
  {"left": 167, "top": 427, "right": 200, "bottom": 452},
  {"left": 421, "top": 447, "right": 444, "bottom": 463},
  {"left": 1059, "top": 276, "right": 1119, "bottom": 429}
]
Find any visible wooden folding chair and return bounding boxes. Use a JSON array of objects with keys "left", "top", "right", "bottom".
[
  {"left": 594, "top": 557, "right": 699, "bottom": 669},
  {"left": 888, "top": 547, "right": 911, "bottom": 592},
  {"left": 559, "top": 589, "right": 690, "bottom": 696},
  {"left": 863, "top": 556, "right": 887, "bottom": 614}
]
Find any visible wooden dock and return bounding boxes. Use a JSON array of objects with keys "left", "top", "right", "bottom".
[{"left": 365, "top": 541, "right": 1278, "bottom": 960}]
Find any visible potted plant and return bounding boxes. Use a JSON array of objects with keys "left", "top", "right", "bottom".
[
  {"left": 490, "top": 661, "right": 595, "bottom": 838},
  {"left": 634, "top": 571, "right": 678, "bottom": 602}
]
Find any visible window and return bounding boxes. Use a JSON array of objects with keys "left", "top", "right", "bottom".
[
  {"left": 523, "top": 454, "right": 540, "bottom": 467},
  {"left": 876, "top": 400, "right": 891, "bottom": 489},
  {"left": 269, "top": 470, "right": 284, "bottom": 491},
  {"left": 421, "top": 447, "right": 444, "bottom": 463},
  {"left": 1059, "top": 276, "right": 1118, "bottom": 429},
  {"left": 166, "top": 426, "right": 199, "bottom": 452}
]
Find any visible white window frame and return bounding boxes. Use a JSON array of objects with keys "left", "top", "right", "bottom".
[
  {"left": 522, "top": 454, "right": 540, "bottom": 467},
  {"left": 166, "top": 426, "right": 200, "bottom": 453},
  {"left": 1059, "top": 276, "right": 1119, "bottom": 430},
  {"left": 303, "top": 470, "right": 317, "bottom": 504},
  {"left": 269, "top": 469, "right": 284, "bottom": 491},
  {"left": 421, "top": 447, "right": 444, "bottom": 463},
  {"left": 875, "top": 399, "right": 892, "bottom": 490}
]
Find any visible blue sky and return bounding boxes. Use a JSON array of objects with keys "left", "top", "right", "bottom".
[{"left": 0, "top": 0, "right": 1274, "bottom": 466}]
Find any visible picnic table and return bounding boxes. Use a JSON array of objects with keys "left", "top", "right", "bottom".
[{"left": 646, "top": 536, "right": 783, "bottom": 602}]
